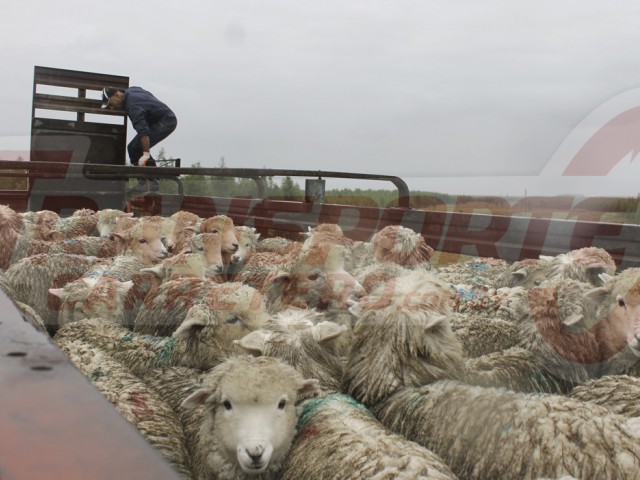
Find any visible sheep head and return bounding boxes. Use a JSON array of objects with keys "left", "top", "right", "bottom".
[
  {"left": 181, "top": 356, "right": 319, "bottom": 478},
  {"left": 346, "top": 270, "right": 465, "bottom": 406}
]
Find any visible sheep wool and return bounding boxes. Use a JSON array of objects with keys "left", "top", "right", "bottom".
[
  {"left": 375, "top": 380, "right": 640, "bottom": 480},
  {"left": 280, "top": 393, "right": 458, "bottom": 480},
  {"left": 55, "top": 337, "right": 192, "bottom": 479}
]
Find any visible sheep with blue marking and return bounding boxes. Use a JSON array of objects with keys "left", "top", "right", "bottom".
[{"left": 346, "top": 269, "right": 640, "bottom": 480}]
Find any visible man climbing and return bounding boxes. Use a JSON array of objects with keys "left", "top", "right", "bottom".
[{"left": 102, "top": 86, "right": 177, "bottom": 194}]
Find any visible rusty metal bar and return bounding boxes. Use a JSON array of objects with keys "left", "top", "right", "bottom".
[{"left": 0, "top": 288, "right": 182, "bottom": 480}]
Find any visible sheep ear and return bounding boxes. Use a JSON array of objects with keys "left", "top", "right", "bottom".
[
  {"left": 511, "top": 268, "right": 528, "bottom": 280},
  {"left": 586, "top": 264, "right": 610, "bottom": 276},
  {"left": 181, "top": 389, "right": 214, "bottom": 409},
  {"left": 539, "top": 255, "right": 553, "bottom": 262},
  {"left": 82, "top": 277, "right": 99, "bottom": 288},
  {"left": 173, "top": 315, "right": 207, "bottom": 339},
  {"left": 424, "top": 313, "right": 448, "bottom": 330},
  {"left": 255, "top": 233, "right": 261, "bottom": 241},
  {"left": 141, "top": 264, "right": 164, "bottom": 278},
  {"left": 297, "top": 379, "right": 321, "bottom": 398},
  {"left": 120, "top": 280, "right": 134, "bottom": 292},
  {"left": 234, "top": 330, "right": 268, "bottom": 353},
  {"left": 585, "top": 287, "right": 610, "bottom": 304},
  {"left": 348, "top": 301, "right": 363, "bottom": 317},
  {"left": 598, "top": 273, "right": 615, "bottom": 284},
  {"left": 563, "top": 313, "right": 585, "bottom": 326},
  {"left": 48, "top": 287, "right": 66, "bottom": 299},
  {"left": 311, "top": 321, "right": 347, "bottom": 343}
]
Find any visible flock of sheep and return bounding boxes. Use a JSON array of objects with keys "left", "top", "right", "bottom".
[{"left": 1, "top": 204, "right": 640, "bottom": 480}]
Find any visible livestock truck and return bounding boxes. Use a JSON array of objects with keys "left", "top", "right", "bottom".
[{"left": 2, "top": 66, "right": 640, "bottom": 479}]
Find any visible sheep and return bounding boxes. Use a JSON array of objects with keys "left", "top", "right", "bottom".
[
  {"left": 134, "top": 278, "right": 267, "bottom": 338},
  {"left": 370, "top": 224, "right": 435, "bottom": 269},
  {"left": 278, "top": 393, "right": 458, "bottom": 480},
  {"left": 161, "top": 210, "right": 201, "bottom": 254},
  {"left": 225, "top": 225, "right": 260, "bottom": 280},
  {"left": 568, "top": 374, "right": 640, "bottom": 417},
  {"left": 435, "top": 256, "right": 511, "bottom": 288},
  {"left": 234, "top": 309, "right": 349, "bottom": 394},
  {"left": 179, "top": 355, "right": 320, "bottom": 480},
  {"left": 12, "top": 299, "right": 48, "bottom": 334},
  {"left": 54, "top": 312, "right": 262, "bottom": 377},
  {"left": 54, "top": 337, "right": 192, "bottom": 478},
  {"left": 141, "top": 232, "right": 225, "bottom": 281},
  {"left": 583, "top": 267, "right": 640, "bottom": 376},
  {"left": 198, "top": 214, "right": 239, "bottom": 262},
  {"left": 499, "top": 257, "right": 551, "bottom": 288},
  {"left": 449, "top": 312, "right": 519, "bottom": 358},
  {"left": 240, "top": 242, "right": 364, "bottom": 317},
  {"left": 256, "top": 236, "right": 303, "bottom": 257},
  {"left": 301, "top": 223, "right": 354, "bottom": 251},
  {"left": 514, "top": 281, "right": 603, "bottom": 386},
  {"left": 19, "top": 209, "right": 61, "bottom": 239},
  {"left": 95, "top": 208, "right": 134, "bottom": 237},
  {"left": 499, "top": 247, "right": 617, "bottom": 288},
  {"left": 0, "top": 204, "right": 28, "bottom": 268},
  {"left": 345, "top": 270, "right": 640, "bottom": 480},
  {"left": 49, "top": 208, "right": 98, "bottom": 238},
  {"left": 375, "top": 380, "right": 640, "bottom": 480},
  {"left": 81, "top": 215, "right": 169, "bottom": 281},
  {"left": 543, "top": 246, "right": 617, "bottom": 286},
  {"left": 26, "top": 235, "right": 121, "bottom": 258},
  {"left": 462, "top": 346, "right": 573, "bottom": 394},
  {"left": 49, "top": 275, "right": 135, "bottom": 329},
  {"left": 3, "top": 253, "right": 103, "bottom": 334}
]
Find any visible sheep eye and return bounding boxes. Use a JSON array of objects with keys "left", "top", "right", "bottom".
[
  {"left": 223, "top": 400, "right": 232, "bottom": 410},
  {"left": 617, "top": 296, "right": 626, "bottom": 308},
  {"left": 225, "top": 316, "right": 241, "bottom": 325},
  {"left": 307, "top": 273, "right": 320, "bottom": 281},
  {"left": 197, "top": 246, "right": 204, "bottom": 251},
  {"left": 138, "top": 239, "right": 147, "bottom": 244},
  {"left": 277, "top": 399, "right": 286, "bottom": 410}
]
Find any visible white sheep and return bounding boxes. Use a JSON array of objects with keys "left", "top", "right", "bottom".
[
  {"left": 450, "top": 312, "right": 519, "bottom": 358},
  {"left": 141, "top": 232, "right": 225, "bottom": 281},
  {"left": 225, "top": 225, "right": 260, "bottom": 280},
  {"left": 54, "top": 337, "right": 192, "bottom": 478},
  {"left": 435, "top": 257, "right": 511, "bottom": 288},
  {"left": 499, "top": 247, "right": 617, "bottom": 288},
  {"left": 568, "top": 374, "right": 640, "bottom": 417},
  {"left": 234, "top": 309, "right": 350, "bottom": 394},
  {"left": 180, "top": 355, "right": 320, "bottom": 480},
  {"left": 49, "top": 275, "right": 135, "bottom": 329},
  {"left": 160, "top": 210, "right": 201, "bottom": 254},
  {"left": 237, "top": 243, "right": 363, "bottom": 316},
  {"left": 279, "top": 393, "right": 458, "bottom": 480},
  {"left": 54, "top": 293, "right": 266, "bottom": 376},
  {"left": 133, "top": 278, "right": 267, "bottom": 338},
  {"left": 375, "top": 380, "right": 640, "bottom": 480},
  {"left": 345, "top": 269, "right": 640, "bottom": 480},
  {"left": 3, "top": 253, "right": 103, "bottom": 334},
  {"left": 95, "top": 208, "right": 134, "bottom": 238},
  {"left": 198, "top": 214, "right": 239, "bottom": 265}
]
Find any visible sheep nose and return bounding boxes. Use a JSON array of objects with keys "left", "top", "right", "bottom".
[
  {"left": 248, "top": 450, "right": 264, "bottom": 466},
  {"left": 231, "top": 242, "right": 239, "bottom": 252}
]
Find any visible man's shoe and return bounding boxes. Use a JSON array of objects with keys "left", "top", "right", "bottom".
[{"left": 126, "top": 181, "right": 149, "bottom": 194}]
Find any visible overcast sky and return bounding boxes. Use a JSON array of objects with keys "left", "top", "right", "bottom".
[{"left": 3, "top": 1, "right": 640, "bottom": 197}]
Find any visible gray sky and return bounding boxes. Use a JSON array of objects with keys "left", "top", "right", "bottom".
[{"left": 3, "top": 0, "right": 640, "bottom": 197}]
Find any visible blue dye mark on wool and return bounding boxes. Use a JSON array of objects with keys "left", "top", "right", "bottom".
[
  {"left": 472, "top": 263, "right": 489, "bottom": 271},
  {"left": 121, "top": 332, "right": 134, "bottom": 342},
  {"left": 153, "top": 337, "right": 176, "bottom": 367},
  {"left": 453, "top": 287, "right": 483, "bottom": 299},
  {"left": 296, "top": 393, "right": 372, "bottom": 431}
]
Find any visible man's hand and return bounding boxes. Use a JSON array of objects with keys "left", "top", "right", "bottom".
[{"left": 138, "top": 152, "right": 151, "bottom": 166}]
